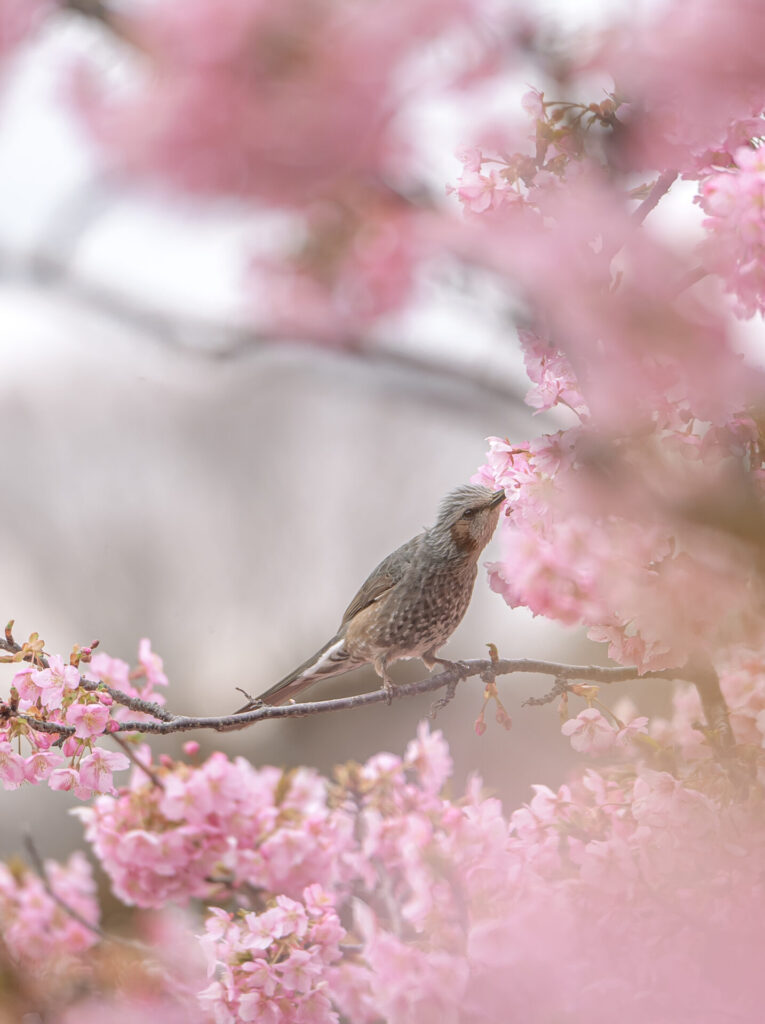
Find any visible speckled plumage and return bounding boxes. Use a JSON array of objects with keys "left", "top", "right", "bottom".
[{"left": 240, "top": 484, "right": 505, "bottom": 708}]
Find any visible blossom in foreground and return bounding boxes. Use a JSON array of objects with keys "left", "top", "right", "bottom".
[
  {"left": 699, "top": 145, "right": 765, "bottom": 317},
  {"left": 0, "top": 852, "right": 99, "bottom": 968}
]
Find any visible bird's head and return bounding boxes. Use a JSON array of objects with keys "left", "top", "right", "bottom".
[{"left": 433, "top": 484, "right": 505, "bottom": 555}]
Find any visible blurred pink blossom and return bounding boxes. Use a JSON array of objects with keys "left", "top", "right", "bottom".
[
  {"left": 699, "top": 145, "right": 765, "bottom": 316},
  {"left": 0, "top": 0, "right": 53, "bottom": 60},
  {"left": 71, "top": 0, "right": 497, "bottom": 206},
  {"left": 561, "top": 708, "right": 617, "bottom": 754}
]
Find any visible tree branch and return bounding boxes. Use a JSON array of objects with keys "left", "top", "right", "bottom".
[
  {"left": 22, "top": 834, "right": 147, "bottom": 951},
  {"left": 631, "top": 170, "right": 678, "bottom": 227},
  {"left": 11, "top": 656, "right": 719, "bottom": 739},
  {"left": 1, "top": 619, "right": 731, "bottom": 748}
]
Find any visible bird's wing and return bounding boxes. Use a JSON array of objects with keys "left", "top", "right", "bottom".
[{"left": 339, "top": 532, "right": 422, "bottom": 626}]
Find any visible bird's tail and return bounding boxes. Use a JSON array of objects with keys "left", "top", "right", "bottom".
[{"left": 240, "top": 634, "right": 356, "bottom": 709}]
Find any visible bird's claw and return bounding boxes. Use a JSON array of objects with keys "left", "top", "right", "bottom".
[
  {"left": 431, "top": 658, "right": 470, "bottom": 676},
  {"left": 233, "top": 688, "right": 264, "bottom": 715},
  {"left": 383, "top": 679, "right": 394, "bottom": 706}
]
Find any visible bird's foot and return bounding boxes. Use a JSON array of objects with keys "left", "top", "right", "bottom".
[
  {"left": 382, "top": 677, "right": 395, "bottom": 706},
  {"left": 429, "top": 657, "right": 471, "bottom": 676},
  {"left": 233, "top": 687, "right": 264, "bottom": 715}
]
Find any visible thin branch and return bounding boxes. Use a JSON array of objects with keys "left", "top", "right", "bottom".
[
  {"left": 111, "top": 734, "right": 165, "bottom": 789},
  {"left": 79, "top": 678, "right": 175, "bottom": 722},
  {"left": 22, "top": 834, "right": 147, "bottom": 951},
  {"left": 685, "top": 655, "right": 733, "bottom": 749},
  {"left": 670, "top": 264, "right": 710, "bottom": 298},
  {"left": 11, "top": 244, "right": 525, "bottom": 408},
  {"left": 631, "top": 170, "right": 678, "bottom": 227},
  {"left": 3, "top": 614, "right": 730, "bottom": 749},
  {"left": 522, "top": 676, "right": 569, "bottom": 707},
  {"left": 13, "top": 657, "right": 703, "bottom": 739},
  {"left": 60, "top": 0, "right": 139, "bottom": 47}
]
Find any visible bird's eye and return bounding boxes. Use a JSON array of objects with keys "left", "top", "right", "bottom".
[{"left": 462, "top": 508, "right": 476, "bottom": 519}]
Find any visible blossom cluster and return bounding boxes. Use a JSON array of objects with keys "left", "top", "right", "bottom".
[
  {"left": 43, "top": 712, "right": 758, "bottom": 1022},
  {"left": 76, "top": 749, "right": 355, "bottom": 907},
  {"left": 600, "top": 0, "right": 765, "bottom": 173},
  {"left": 475, "top": 412, "right": 765, "bottom": 672},
  {"left": 0, "top": 851, "right": 99, "bottom": 969},
  {"left": 70, "top": 0, "right": 499, "bottom": 206},
  {"left": 199, "top": 887, "right": 345, "bottom": 1024},
  {"left": 0, "top": 639, "right": 167, "bottom": 798},
  {"left": 457, "top": 76, "right": 765, "bottom": 674},
  {"left": 699, "top": 145, "right": 765, "bottom": 317}
]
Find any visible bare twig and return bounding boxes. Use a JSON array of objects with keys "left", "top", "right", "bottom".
[
  {"left": 79, "top": 678, "right": 174, "bottom": 722},
  {"left": 670, "top": 264, "right": 709, "bottom": 297},
  {"left": 522, "top": 676, "right": 570, "bottom": 707},
  {"left": 684, "top": 656, "right": 733, "bottom": 749},
  {"left": 3, "top": 613, "right": 731, "bottom": 750},
  {"left": 111, "top": 734, "right": 165, "bottom": 789},
  {"left": 12, "top": 656, "right": 709, "bottom": 737},
  {"left": 60, "top": 0, "right": 139, "bottom": 47},
  {"left": 631, "top": 170, "right": 679, "bottom": 227}
]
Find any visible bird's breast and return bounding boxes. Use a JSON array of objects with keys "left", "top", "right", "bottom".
[{"left": 343, "top": 558, "right": 478, "bottom": 660}]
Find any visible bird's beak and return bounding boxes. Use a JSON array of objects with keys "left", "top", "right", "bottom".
[{"left": 487, "top": 489, "right": 505, "bottom": 509}]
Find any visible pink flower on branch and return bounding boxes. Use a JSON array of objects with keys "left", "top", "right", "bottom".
[
  {"left": 0, "top": 742, "right": 27, "bottom": 790},
  {"left": 65, "top": 701, "right": 110, "bottom": 739},
  {"left": 138, "top": 638, "right": 168, "bottom": 688},
  {"left": 699, "top": 145, "right": 765, "bottom": 317},
  {"left": 561, "top": 708, "right": 617, "bottom": 755},
  {"left": 78, "top": 748, "right": 130, "bottom": 795},
  {"left": 30, "top": 654, "right": 80, "bottom": 711},
  {"left": 596, "top": 0, "right": 765, "bottom": 172}
]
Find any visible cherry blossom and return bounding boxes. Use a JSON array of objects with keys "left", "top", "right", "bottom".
[
  {"left": 0, "top": 852, "right": 99, "bottom": 968},
  {"left": 65, "top": 701, "right": 110, "bottom": 739},
  {"left": 561, "top": 708, "right": 618, "bottom": 754},
  {"left": 699, "top": 144, "right": 765, "bottom": 316}
]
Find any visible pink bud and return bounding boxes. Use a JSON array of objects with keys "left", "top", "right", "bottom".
[
  {"left": 496, "top": 708, "right": 512, "bottom": 730},
  {"left": 159, "top": 753, "right": 174, "bottom": 768},
  {"left": 474, "top": 716, "right": 487, "bottom": 737},
  {"left": 98, "top": 692, "right": 114, "bottom": 706},
  {"left": 62, "top": 736, "right": 80, "bottom": 757},
  {"left": 183, "top": 740, "right": 200, "bottom": 756},
  {"left": 107, "top": 720, "right": 120, "bottom": 733}
]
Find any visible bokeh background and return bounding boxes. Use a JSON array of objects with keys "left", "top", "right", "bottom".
[{"left": 0, "top": 0, "right": 663, "bottom": 859}]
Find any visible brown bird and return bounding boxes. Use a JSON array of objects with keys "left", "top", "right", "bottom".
[{"left": 238, "top": 484, "right": 505, "bottom": 709}]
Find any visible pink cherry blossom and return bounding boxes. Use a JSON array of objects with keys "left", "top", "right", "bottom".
[
  {"left": 48, "top": 766, "right": 81, "bottom": 793},
  {"left": 0, "top": 851, "right": 99, "bottom": 968},
  {"left": 65, "top": 702, "right": 110, "bottom": 739},
  {"left": 71, "top": 0, "right": 502, "bottom": 206},
  {"left": 597, "top": 0, "right": 765, "bottom": 172},
  {"left": 518, "top": 329, "right": 589, "bottom": 420},
  {"left": 699, "top": 145, "right": 765, "bottom": 316},
  {"left": 198, "top": 887, "right": 344, "bottom": 1024},
  {"left": 404, "top": 720, "right": 452, "bottom": 795},
  {"left": 78, "top": 748, "right": 131, "bottom": 794},
  {"left": 30, "top": 654, "right": 80, "bottom": 711},
  {"left": 0, "top": 741, "right": 27, "bottom": 789},
  {"left": 24, "top": 749, "right": 65, "bottom": 783},
  {"left": 561, "top": 708, "right": 618, "bottom": 754},
  {"left": 138, "top": 638, "right": 168, "bottom": 688},
  {"left": 87, "top": 653, "right": 131, "bottom": 690}
]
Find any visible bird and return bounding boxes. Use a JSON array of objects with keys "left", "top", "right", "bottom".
[{"left": 236, "top": 484, "right": 505, "bottom": 709}]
